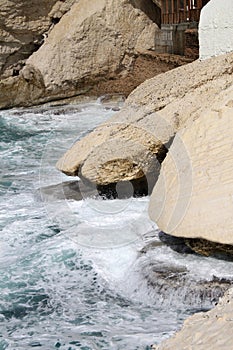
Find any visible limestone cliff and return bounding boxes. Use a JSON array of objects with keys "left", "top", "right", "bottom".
[
  {"left": 0, "top": 0, "right": 76, "bottom": 78},
  {"left": 27, "top": 0, "right": 159, "bottom": 95},
  {"left": 0, "top": 0, "right": 189, "bottom": 109}
]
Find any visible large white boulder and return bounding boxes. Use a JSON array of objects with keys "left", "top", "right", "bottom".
[
  {"left": 27, "top": 0, "right": 159, "bottom": 94},
  {"left": 149, "top": 84, "right": 233, "bottom": 245},
  {"left": 199, "top": 0, "right": 233, "bottom": 60},
  {"left": 0, "top": 0, "right": 168, "bottom": 109}
]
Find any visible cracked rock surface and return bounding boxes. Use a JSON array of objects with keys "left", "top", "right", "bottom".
[{"left": 57, "top": 51, "right": 233, "bottom": 187}]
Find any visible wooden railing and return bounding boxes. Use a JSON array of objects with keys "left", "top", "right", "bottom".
[{"left": 162, "top": 8, "right": 201, "bottom": 24}]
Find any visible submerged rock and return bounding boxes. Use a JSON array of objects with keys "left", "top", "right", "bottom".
[
  {"left": 158, "top": 231, "right": 194, "bottom": 255},
  {"left": 142, "top": 260, "right": 231, "bottom": 306},
  {"left": 37, "top": 180, "right": 94, "bottom": 202},
  {"left": 37, "top": 177, "right": 151, "bottom": 202},
  {"left": 135, "top": 231, "right": 233, "bottom": 310},
  {"left": 136, "top": 246, "right": 233, "bottom": 309}
]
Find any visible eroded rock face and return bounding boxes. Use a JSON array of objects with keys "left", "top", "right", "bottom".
[
  {"left": 153, "top": 288, "right": 233, "bottom": 350},
  {"left": 0, "top": 65, "right": 45, "bottom": 108},
  {"left": 57, "top": 52, "right": 233, "bottom": 188},
  {"left": 0, "top": 0, "right": 172, "bottom": 109},
  {"left": 56, "top": 122, "right": 167, "bottom": 184},
  {"left": 184, "top": 239, "right": 233, "bottom": 260},
  {"left": 159, "top": 232, "right": 233, "bottom": 260},
  {"left": 27, "top": 0, "right": 159, "bottom": 96},
  {"left": 149, "top": 85, "right": 233, "bottom": 245},
  {"left": 0, "top": 0, "right": 76, "bottom": 78}
]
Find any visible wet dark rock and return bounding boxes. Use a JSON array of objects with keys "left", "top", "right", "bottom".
[
  {"left": 37, "top": 180, "right": 97, "bottom": 202},
  {"left": 158, "top": 232, "right": 233, "bottom": 261},
  {"left": 158, "top": 231, "right": 194, "bottom": 254},
  {"left": 140, "top": 258, "right": 233, "bottom": 307},
  {"left": 138, "top": 231, "right": 233, "bottom": 309},
  {"left": 97, "top": 178, "right": 147, "bottom": 199},
  {"left": 96, "top": 172, "right": 160, "bottom": 199},
  {"left": 38, "top": 178, "right": 145, "bottom": 202},
  {"left": 51, "top": 173, "right": 156, "bottom": 200},
  {"left": 140, "top": 241, "right": 164, "bottom": 254},
  {"left": 184, "top": 238, "right": 233, "bottom": 261}
]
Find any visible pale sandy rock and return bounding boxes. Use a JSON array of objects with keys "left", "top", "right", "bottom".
[
  {"left": 27, "top": 0, "right": 159, "bottom": 92},
  {"left": 0, "top": 0, "right": 76, "bottom": 78},
  {"left": 0, "top": 65, "right": 45, "bottom": 109},
  {"left": 0, "top": 0, "right": 186, "bottom": 109},
  {"left": 48, "top": 0, "right": 76, "bottom": 21},
  {"left": 80, "top": 124, "right": 164, "bottom": 184},
  {"left": 57, "top": 52, "right": 233, "bottom": 186},
  {"left": 56, "top": 107, "right": 171, "bottom": 184},
  {"left": 153, "top": 287, "right": 233, "bottom": 350},
  {"left": 149, "top": 85, "right": 233, "bottom": 245}
]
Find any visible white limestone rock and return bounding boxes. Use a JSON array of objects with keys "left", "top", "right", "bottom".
[
  {"left": 27, "top": 0, "right": 159, "bottom": 94},
  {"left": 199, "top": 0, "right": 233, "bottom": 60},
  {"left": 153, "top": 287, "right": 233, "bottom": 350},
  {"left": 149, "top": 85, "right": 233, "bottom": 245}
]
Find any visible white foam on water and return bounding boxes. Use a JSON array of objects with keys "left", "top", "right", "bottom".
[{"left": 1, "top": 100, "right": 233, "bottom": 349}]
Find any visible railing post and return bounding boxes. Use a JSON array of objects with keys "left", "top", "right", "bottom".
[
  {"left": 166, "top": 0, "right": 169, "bottom": 15},
  {"left": 197, "top": 0, "right": 202, "bottom": 9},
  {"left": 187, "top": 0, "right": 190, "bottom": 20},
  {"left": 171, "top": 0, "right": 174, "bottom": 15}
]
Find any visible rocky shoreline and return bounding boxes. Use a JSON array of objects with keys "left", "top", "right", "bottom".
[
  {"left": 57, "top": 51, "right": 233, "bottom": 201},
  {"left": 55, "top": 49, "right": 233, "bottom": 350},
  {"left": 2, "top": 0, "right": 233, "bottom": 348}
]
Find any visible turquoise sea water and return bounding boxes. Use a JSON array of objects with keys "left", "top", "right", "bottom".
[{"left": 1, "top": 100, "right": 233, "bottom": 350}]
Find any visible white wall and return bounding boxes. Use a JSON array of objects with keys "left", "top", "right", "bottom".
[{"left": 199, "top": 0, "right": 233, "bottom": 60}]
